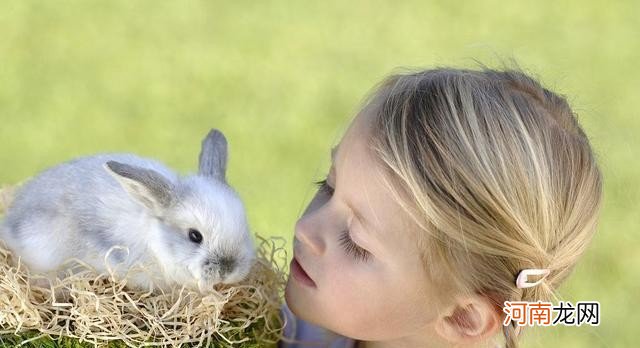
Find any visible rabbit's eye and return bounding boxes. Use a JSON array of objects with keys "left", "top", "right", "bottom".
[{"left": 188, "top": 228, "right": 203, "bottom": 244}]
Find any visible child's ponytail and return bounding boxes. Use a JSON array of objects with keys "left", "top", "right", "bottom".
[{"left": 503, "top": 320, "right": 520, "bottom": 348}]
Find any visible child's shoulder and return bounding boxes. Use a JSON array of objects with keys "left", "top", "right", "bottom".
[{"left": 278, "top": 302, "right": 358, "bottom": 348}]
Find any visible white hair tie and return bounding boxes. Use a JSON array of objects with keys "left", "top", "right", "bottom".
[{"left": 515, "top": 268, "right": 550, "bottom": 289}]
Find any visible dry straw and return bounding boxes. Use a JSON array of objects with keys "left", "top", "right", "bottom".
[{"left": 0, "top": 184, "right": 288, "bottom": 347}]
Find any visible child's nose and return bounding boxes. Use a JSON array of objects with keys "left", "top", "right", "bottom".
[{"left": 294, "top": 216, "right": 326, "bottom": 255}]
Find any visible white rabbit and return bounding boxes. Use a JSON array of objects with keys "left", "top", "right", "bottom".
[{"left": 0, "top": 129, "right": 255, "bottom": 294}]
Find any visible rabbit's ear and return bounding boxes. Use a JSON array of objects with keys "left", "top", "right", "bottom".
[
  {"left": 198, "top": 129, "right": 228, "bottom": 182},
  {"left": 104, "top": 161, "right": 175, "bottom": 215}
]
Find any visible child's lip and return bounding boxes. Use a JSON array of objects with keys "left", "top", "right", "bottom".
[{"left": 289, "top": 254, "right": 316, "bottom": 287}]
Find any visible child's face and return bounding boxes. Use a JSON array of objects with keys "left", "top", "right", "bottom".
[{"left": 285, "top": 110, "right": 444, "bottom": 341}]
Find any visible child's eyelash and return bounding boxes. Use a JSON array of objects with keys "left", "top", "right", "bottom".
[
  {"left": 314, "top": 179, "right": 335, "bottom": 195},
  {"left": 313, "top": 179, "right": 371, "bottom": 263},
  {"left": 338, "top": 230, "right": 371, "bottom": 263}
]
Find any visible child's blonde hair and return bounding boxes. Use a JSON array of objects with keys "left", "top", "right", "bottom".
[{"left": 362, "top": 66, "right": 603, "bottom": 347}]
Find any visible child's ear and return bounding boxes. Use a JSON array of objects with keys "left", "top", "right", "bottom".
[{"left": 434, "top": 294, "right": 501, "bottom": 345}]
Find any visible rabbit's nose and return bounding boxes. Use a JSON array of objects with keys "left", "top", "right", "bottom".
[{"left": 217, "top": 256, "right": 235, "bottom": 278}]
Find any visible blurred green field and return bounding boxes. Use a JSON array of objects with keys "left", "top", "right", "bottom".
[{"left": 0, "top": 1, "right": 637, "bottom": 347}]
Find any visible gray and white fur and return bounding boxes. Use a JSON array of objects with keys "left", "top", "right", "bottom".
[{"left": 0, "top": 129, "right": 255, "bottom": 293}]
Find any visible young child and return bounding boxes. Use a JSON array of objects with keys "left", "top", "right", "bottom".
[{"left": 278, "top": 66, "right": 603, "bottom": 348}]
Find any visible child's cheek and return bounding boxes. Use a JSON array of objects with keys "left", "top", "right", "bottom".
[{"left": 328, "top": 255, "right": 371, "bottom": 288}]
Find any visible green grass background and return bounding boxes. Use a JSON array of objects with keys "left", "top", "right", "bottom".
[{"left": 0, "top": 1, "right": 637, "bottom": 347}]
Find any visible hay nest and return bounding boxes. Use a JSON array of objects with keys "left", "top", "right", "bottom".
[{"left": 0, "top": 184, "right": 288, "bottom": 347}]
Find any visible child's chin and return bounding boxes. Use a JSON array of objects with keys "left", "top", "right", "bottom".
[
  {"left": 284, "top": 278, "right": 295, "bottom": 301},
  {"left": 284, "top": 280, "right": 306, "bottom": 310},
  {"left": 284, "top": 290, "right": 315, "bottom": 322}
]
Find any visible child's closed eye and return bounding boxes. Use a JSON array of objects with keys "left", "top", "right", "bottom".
[
  {"left": 313, "top": 179, "right": 372, "bottom": 263},
  {"left": 338, "top": 230, "right": 371, "bottom": 263}
]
